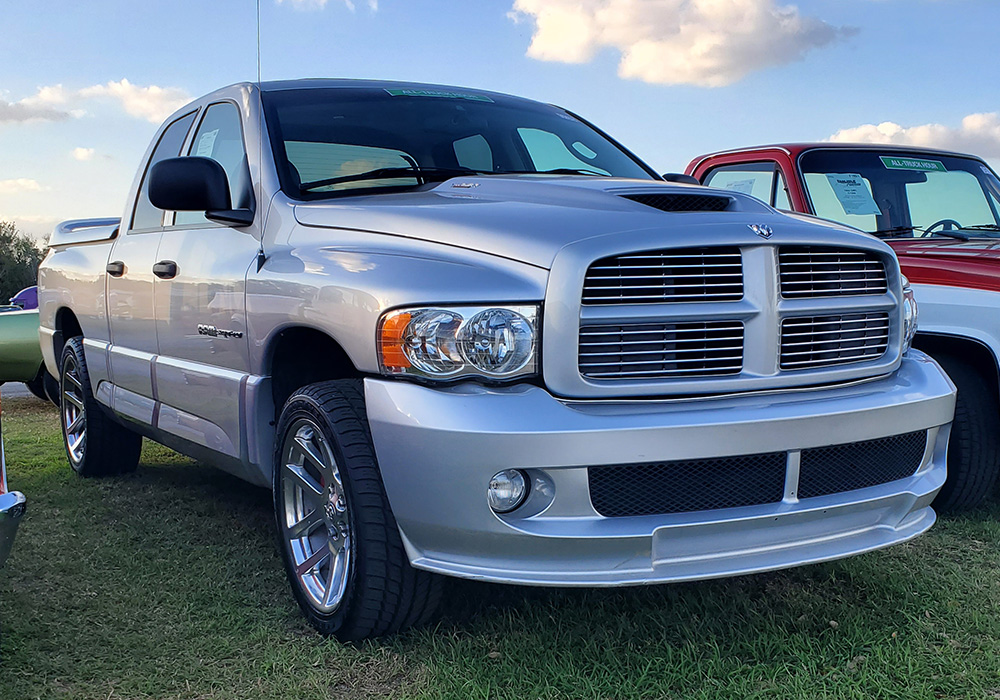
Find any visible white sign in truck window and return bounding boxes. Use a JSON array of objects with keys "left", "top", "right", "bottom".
[
  {"left": 725, "top": 178, "right": 756, "bottom": 195},
  {"left": 195, "top": 129, "right": 220, "bottom": 158},
  {"left": 826, "top": 173, "right": 881, "bottom": 216}
]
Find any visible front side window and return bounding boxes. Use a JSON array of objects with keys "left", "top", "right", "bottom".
[
  {"left": 262, "top": 88, "right": 655, "bottom": 199},
  {"left": 705, "top": 162, "right": 777, "bottom": 204},
  {"left": 800, "top": 149, "right": 1000, "bottom": 238},
  {"left": 175, "top": 102, "right": 250, "bottom": 225},
  {"left": 130, "top": 111, "right": 197, "bottom": 231}
]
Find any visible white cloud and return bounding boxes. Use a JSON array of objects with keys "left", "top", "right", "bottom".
[
  {"left": 0, "top": 85, "right": 73, "bottom": 123},
  {"left": 71, "top": 147, "right": 96, "bottom": 161},
  {"left": 509, "top": 0, "right": 852, "bottom": 88},
  {"left": 1, "top": 80, "right": 190, "bottom": 126},
  {"left": 78, "top": 79, "right": 190, "bottom": 124},
  {"left": 276, "top": 0, "right": 376, "bottom": 10},
  {"left": 0, "top": 178, "right": 45, "bottom": 194},
  {"left": 829, "top": 113, "right": 1000, "bottom": 160}
]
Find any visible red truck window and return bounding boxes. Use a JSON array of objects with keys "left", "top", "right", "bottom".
[{"left": 704, "top": 161, "right": 791, "bottom": 210}]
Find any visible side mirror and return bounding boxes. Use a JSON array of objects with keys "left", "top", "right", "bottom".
[
  {"left": 148, "top": 157, "right": 254, "bottom": 227},
  {"left": 660, "top": 173, "right": 700, "bottom": 185}
]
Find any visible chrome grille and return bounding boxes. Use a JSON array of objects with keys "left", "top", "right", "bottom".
[
  {"left": 780, "top": 312, "right": 890, "bottom": 370},
  {"left": 579, "top": 321, "right": 744, "bottom": 379},
  {"left": 582, "top": 247, "right": 743, "bottom": 305},
  {"left": 779, "top": 246, "right": 887, "bottom": 298}
]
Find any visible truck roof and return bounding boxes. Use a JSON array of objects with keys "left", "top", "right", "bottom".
[{"left": 691, "top": 142, "right": 984, "bottom": 167}]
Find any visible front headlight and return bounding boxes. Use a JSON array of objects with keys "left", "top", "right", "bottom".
[
  {"left": 901, "top": 274, "right": 918, "bottom": 353},
  {"left": 378, "top": 304, "right": 539, "bottom": 381}
]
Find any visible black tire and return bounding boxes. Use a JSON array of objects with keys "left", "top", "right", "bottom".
[
  {"left": 932, "top": 354, "right": 1000, "bottom": 511},
  {"left": 59, "top": 337, "right": 142, "bottom": 477},
  {"left": 273, "top": 379, "right": 442, "bottom": 641}
]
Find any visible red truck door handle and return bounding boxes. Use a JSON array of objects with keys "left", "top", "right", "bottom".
[
  {"left": 152, "top": 260, "right": 178, "bottom": 279},
  {"left": 106, "top": 261, "right": 126, "bottom": 277}
]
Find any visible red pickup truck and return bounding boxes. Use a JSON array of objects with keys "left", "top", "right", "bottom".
[{"left": 687, "top": 144, "right": 1000, "bottom": 511}]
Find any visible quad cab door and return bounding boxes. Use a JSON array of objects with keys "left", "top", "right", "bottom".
[
  {"left": 151, "top": 101, "right": 260, "bottom": 464},
  {"left": 106, "top": 110, "right": 198, "bottom": 420}
]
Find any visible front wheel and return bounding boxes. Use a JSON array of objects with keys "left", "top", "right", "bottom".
[
  {"left": 932, "top": 355, "right": 1000, "bottom": 511},
  {"left": 59, "top": 337, "right": 142, "bottom": 477},
  {"left": 273, "top": 379, "right": 442, "bottom": 640}
]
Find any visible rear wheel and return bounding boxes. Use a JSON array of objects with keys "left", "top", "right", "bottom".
[
  {"left": 273, "top": 379, "right": 442, "bottom": 640},
  {"left": 59, "top": 337, "right": 142, "bottom": 477},
  {"left": 932, "top": 354, "right": 1000, "bottom": 511}
]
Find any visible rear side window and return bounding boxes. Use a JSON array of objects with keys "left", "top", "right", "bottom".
[
  {"left": 130, "top": 111, "right": 197, "bottom": 231},
  {"left": 175, "top": 102, "right": 251, "bottom": 225}
]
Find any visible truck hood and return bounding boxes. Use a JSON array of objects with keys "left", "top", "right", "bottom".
[
  {"left": 888, "top": 238, "right": 1000, "bottom": 291},
  {"left": 292, "top": 176, "right": 782, "bottom": 268}
]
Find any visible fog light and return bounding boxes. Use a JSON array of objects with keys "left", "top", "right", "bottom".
[{"left": 487, "top": 469, "right": 528, "bottom": 513}]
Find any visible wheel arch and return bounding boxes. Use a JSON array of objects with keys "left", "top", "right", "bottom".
[
  {"left": 250, "top": 325, "right": 365, "bottom": 485},
  {"left": 913, "top": 331, "right": 1000, "bottom": 405}
]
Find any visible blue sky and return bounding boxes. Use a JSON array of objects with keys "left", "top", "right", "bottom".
[{"left": 3, "top": 0, "right": 1000, "bottom": 239}]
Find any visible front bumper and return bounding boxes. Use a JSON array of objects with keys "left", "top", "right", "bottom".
[
  {"left": 365, "top": 351, "right": 956, "bottom": 586},
  {"left": 0, "top": 491, "right": 26, "bottom": 568}
]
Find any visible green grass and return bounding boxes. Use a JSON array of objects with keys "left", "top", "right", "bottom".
[{"left": 2, "top": 395, "right": 999, "bottom": 699}]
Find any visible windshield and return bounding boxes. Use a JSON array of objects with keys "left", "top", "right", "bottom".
[
  {"left": 261, "top": 87, "right": 656, "bottom": 198},
  {"left": 800, "top": 149, "right": 1000, "bottom": 238}
]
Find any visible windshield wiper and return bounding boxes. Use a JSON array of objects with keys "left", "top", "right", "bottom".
[
  {"left": 299, "top": 166, "right": 483, "bottom": 193},
  {"left": 956, "top": 224, "right": 1000, "bottom": 233},
  {"left": 868, "top": 224, "right": 970, "bottom": 241},
  {"left": 493, "top": 168, "right": 611, "bottom": 177},
  {"left": 868, "top": 225, "right": 919, "bottom": 239}
]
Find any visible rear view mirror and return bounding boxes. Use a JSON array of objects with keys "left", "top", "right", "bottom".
[
  {"left": 148, "top": 157, "right": 253, "bottom": 227},
  {"left": 149, "top": 157, "right": 231, "bottom": 211},
  {"left": 661, "top": 173, "right": 700, "bottom": 185}
]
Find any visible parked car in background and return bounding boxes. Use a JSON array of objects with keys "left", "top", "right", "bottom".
[
  {"left": 688, "top": 143, "right": 1000, "bottom": 510},
  {"left": 38, "top": 81, "right": 955, "bottom": 640},
  {"left": 0, "top": 389, "right": 27, "bottom": 569},
  {"left": 0, "top": 306, "right": 55, "bottom": 402},
  {"left": 9, "top": 286, "right": 39, "bottom": 310}
]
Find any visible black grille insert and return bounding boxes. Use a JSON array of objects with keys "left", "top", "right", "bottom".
[
  {"left": 623, "top": 193, "right": 732, "bottom": 212},
  {"left": 588, "top": 452, "right": 786, "bottom": 517},
  {"left": 798, "top": 431, "right": 927, "bottom": 499}
]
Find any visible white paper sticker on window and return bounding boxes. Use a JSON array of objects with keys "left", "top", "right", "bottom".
[
  {"left": 726, "top": 178, "right": 756, "bottom": 195},
  {"left": 195, "top": 129, "right": 220, "bottom": 157},
  {"left": 826, "top": 173, "right": 880, "bottom": 216}
]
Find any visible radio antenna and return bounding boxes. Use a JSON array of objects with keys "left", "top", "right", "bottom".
[{"left": 255, "top": 0, "right": 267, "bottom": 272}]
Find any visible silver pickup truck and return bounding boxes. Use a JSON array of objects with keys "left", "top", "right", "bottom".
[{"left": 38, "top": 79, "right": 956, "bottom": 641}]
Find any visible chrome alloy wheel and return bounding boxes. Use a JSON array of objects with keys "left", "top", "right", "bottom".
[
  {"left": 279, "top": 418, "right": 352, "bottom": 614},
  {"left": 61, "top": 352, "right": 87, "bottom": 466}
]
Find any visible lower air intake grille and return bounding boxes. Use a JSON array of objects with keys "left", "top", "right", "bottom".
[
  {"left": 798, "top": 431, "right": 927, "bottom": 499},
  {"left": 579, "top": 321, "right": 744, "bottom": 379},
  {"left": 588, "top": 453, "right": 787, "bottom": 517},
  {"left": 623, "top": 193, "right": 732, "bottom": 212},
  {"left": 780, "top": 312, "right": 890, "bottom": 370}
]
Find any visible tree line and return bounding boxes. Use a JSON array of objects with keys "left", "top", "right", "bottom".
[{"left": 0, "top": 221, "right": 44, "bottom": 302}]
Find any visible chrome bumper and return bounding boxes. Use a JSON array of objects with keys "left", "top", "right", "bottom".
[
  {"left": 0, "top": 491, "right": 26, "bottom": 568},
  {"left": 365, "top": 351, "right": 956, "bottom": 586}
]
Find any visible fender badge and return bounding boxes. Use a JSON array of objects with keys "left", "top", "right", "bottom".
[
  {"left": 452, "top": 182, "right": 480, "bottom": 189},
  {"left": 198, "top": 324, "right": 243, "bottom": 339},
  {"left": 749, "top": 224, "right": 773, "bottom": 239}
]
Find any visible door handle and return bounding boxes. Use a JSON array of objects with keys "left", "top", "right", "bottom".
[
  {"left": 106, "top": 261, "right": 126, "bottom": 277},
  {"left": 152, "top": 260, "right": 178, "bottom": 279}
]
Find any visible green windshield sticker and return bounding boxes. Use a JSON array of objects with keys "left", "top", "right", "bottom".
[
  {"left": 384, "top": 88, "right": 494, "bottom": 103},
  {"left": 880, "top": 156, "right": 947, "bottom": 172}
]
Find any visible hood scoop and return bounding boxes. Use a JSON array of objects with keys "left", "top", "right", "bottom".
[{"left": 622, "top": 192, "right": 733, "bottom": 213}]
